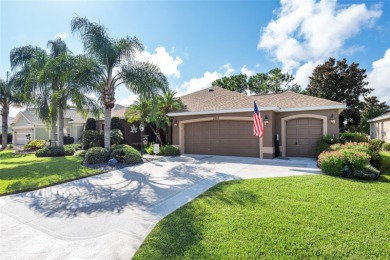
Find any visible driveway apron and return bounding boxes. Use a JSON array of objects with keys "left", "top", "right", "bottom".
[{"left": 0, "top": 155, "right": 320, "bottom": 259}]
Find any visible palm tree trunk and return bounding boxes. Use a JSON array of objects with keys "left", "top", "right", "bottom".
[
  {"left": 58, "top": 108, "right": 64, "bottom": 146},
  {"left": 50, "top": 112, "right": 57, "bottom": 146},
  {"left": 147, "top": 123, "right": 163, "bottom": 144},
  {"left": 1, "top": 104, "right": 9, "bottom": 149},
  {"left": 104, "top": 108, "right": 111, "bottom": 150}
]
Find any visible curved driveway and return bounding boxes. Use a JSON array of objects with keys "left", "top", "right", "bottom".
[{"left": 0, "top": 155, "right": 320, "bottom": 259}]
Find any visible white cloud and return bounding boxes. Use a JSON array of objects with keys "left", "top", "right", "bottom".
[
  {"left": 54, "top": 32, "right": 67, "bottom": 39},
  {"left": 181, "top": 71, "right": 222, "bottom": 94},
  {"left": 368, "top": 48, "right": 390, "bottom": 105},
  {"left": 180, "top": 64, "right": 236, "bottom": 94},
  {"left": 222, "top": 64, "right": 235, "bottom": 76},
  {"left": 116, "top": 94, "right": 138, "bottom": 107},
  {"left": 241, "top": 66, "right": 256, "bottom": 77},
  {"left": 259, "top": 0, "right": 382, "bottom": 86},
  {"left": 137, "top": 47, "right": 183, "bottom": 78}
]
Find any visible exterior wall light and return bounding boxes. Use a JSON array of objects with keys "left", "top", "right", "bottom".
[
  {"left": 330, "top": 114, "right": 336, "bottom": 125},
  {"left": 173, "top": 119, "right": 178, "bottom": 127},
  {"left": 264, "top": 115, "right": 269, "bottom": 126}
]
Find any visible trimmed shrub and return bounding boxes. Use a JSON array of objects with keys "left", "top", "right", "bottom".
[
  {"left": 82, "top": 130, "right": 104, "bottom": 150},
  {"left": 110, "top": 146, "right": 142, "bottom": 164},
  {"left": 63, "top": 145, "right": 76, "bottom": 156},
  {"left": 65, "top": 144, "right": 82, "bottom": 150},
  {"left": 124, "top": 148, "right": 142, "bottom": 164},
  {"left": 8, "top": 144, "right": 13, "bottom": 149},
  {"left": 36, "top": 146, "right": 65, "bottom": 157},
  {"left": 110, "top": 129, "right": 124, "bottom": 145},
  {"left": 111, "top": 117, "right": 123, "bottom": 131},
  {"left": 111, "top": 144, "right": 132, "bottom": 151},
  {"left": 63, "top": 136, "right": 75, "bottom": 145},
  {"left": 163, "top": 145, "right": 180, "bottom": 156},
  {"left": 317, "top": 151, "right": 344, "bottom": 176},
  {"left": 382, "top": 143, "right": 390, "bottom": 151},
  {"left": 85, "top": 118, "right": 97, "bottom": 131},
  {"left": 340, "top": 149, "right": 371, "bottom": 169},
  {"left": 0, "top": 133, "right": 12, "bottom": 144},
  {"left": 316, "top": 135, "right": 339, "bottom": 155},
  {"left": 340, "top": 132, "right": 368, "bottom": 143},
  {"left": 74, "top": 150, "right": 87, "bottom": 158},
  {"left": 85, "top": 147, "right": 108, "bottom": 164},
  {"left": 24, "top": 139, "right": 46, "bottom": 150},
  {"left": 347, "top": 165, "right": 381, "bottom": 180},
  {"left": 369, "top": 139, "right": 385, "bottom": 152}
]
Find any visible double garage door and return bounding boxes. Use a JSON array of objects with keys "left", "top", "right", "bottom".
[
  {"left": 183, "top": 118, "right": 323, "bottom": 158},
  {"left": 184, "top": 120, "right": 259, "bottom": 157},
  {"left": 286, "top": 118, "right": 323, "bottom": 157}
]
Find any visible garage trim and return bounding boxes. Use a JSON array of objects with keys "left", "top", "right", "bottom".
[
  {"left": 178, "top": 117, "right": 262, "bottom": 157},
  {"left": 281, "top": 114, "right": 327, "bottom": 157}
]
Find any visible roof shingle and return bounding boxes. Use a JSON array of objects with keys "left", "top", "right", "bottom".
[{"left": 173, "top": 86, "right": 344, "bottom": 115}]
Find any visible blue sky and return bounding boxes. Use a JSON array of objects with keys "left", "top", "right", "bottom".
[{"left": 1, "top": 0, "right": 390, "bottom": 116}]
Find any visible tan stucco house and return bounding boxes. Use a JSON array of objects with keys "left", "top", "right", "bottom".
[
  {"left": 368, "top": 112, "right": 390, "bottom": 143},
  {"left": 10, "top": 109, "right": 88, "bottom": 145},
  {"left": 168, "top": 86, "right": 345, "bottom": 158}
]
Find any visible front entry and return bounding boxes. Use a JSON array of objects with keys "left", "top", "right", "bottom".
[
  {"left": 286, "top": 118, "right": 323, "bottom": 157},
  {"left": 184, "top": 120, "right": 259, "bottom": 157}
]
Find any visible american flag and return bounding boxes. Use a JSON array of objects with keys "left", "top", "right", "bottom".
[{"left": 253, "top": 101, "right": 264, "bottom": 138}]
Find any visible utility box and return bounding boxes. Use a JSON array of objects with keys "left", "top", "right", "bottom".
[{"left": 153, "top": 144, "right": 160, "bottom": 154}]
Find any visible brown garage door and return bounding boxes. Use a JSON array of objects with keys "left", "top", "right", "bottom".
[
  {"left": 286, "top": 118, "right": 323, "bottom": 157},
  {"left": 184, "top": 120, "right": 259, "bottom": 157}
]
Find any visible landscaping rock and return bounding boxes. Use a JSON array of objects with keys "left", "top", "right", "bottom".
[{"left": 108, "top": 158, "right": 118, "bottom": 166}]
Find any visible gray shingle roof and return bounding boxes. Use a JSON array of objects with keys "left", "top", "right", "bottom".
[
  {"left": 20, "top": 109, "right": 92, "bottom": 125},
  {"left": 367, "top": 111, "right": 390, "bottom": 122},
  {"left": 170, "top": 86, "right": 345, "bottom": 115}
]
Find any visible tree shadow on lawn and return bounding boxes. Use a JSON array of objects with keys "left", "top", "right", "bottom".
[
  {"left": 135, "top": 181, "right": 260, "bottom": 259},
  {"left": 9, "top": 162, "right": 222, "bottom": 218}
]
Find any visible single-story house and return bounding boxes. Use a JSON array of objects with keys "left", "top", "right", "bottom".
[
  {"left": 368, "top": 112, "right": 390, "bottom": 142},
  {"left": 168, "top": 86, "right": 345, "bottom": 158},
  {"left": 11, "top": 104, "right": 158, "bottom": 147},
  {"left": 11, "top": 109, "right": 88, "bottom": 145}
]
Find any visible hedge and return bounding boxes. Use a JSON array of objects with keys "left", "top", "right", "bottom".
[
  {"left": 85, "top": 147, "right": 108, "bottom": 164},
  {"left": 340, "top": 132, "right": 368, "bottom": 143},
  {"left": 24, "top": 140, "right": 46, "bottom": 150},
  {"left": 36, "top": 146, "right": 65, "bottom": 157}
]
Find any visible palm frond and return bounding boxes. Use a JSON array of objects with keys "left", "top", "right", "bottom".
[{"left": 121, "top": 61, "right": 168, "bottom": 99}]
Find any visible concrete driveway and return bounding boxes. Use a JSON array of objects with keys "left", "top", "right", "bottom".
[{"left": 0, "top": 155, "right": 320, "bottom": 260}]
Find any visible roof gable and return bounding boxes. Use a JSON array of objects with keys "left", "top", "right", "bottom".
[{"left": 367, "top": 111, "right": 390, "bottom": 122}]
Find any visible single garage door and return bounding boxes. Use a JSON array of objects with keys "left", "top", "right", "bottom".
[
  {"left": 14, "top": 129, "right": 32, "bottom": 145},
  {"left": 184, "top": 120, "right": 259, "bottom": 157},
  {"left": 286, "top": 118, "right": 323, "bottom": 157}
]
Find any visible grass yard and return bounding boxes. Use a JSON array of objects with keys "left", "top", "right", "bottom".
[
  {"left": 134, "top": 153, "right": 390, "bottom": 259},
  {"left": 0, "top": 149, "right": 102, "bottom": 196}
]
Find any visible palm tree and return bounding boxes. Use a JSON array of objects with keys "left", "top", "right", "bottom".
[
  {"left": 0, "top": 73, "right": 22, "bottom": 149},
  {"left": 71, "top": 16, "right": 168, "bottom": 150},
  {"left": 11, "top": 40, "right": 100, "bottom": 146},
  {"left": 157, "top": 89, "right": 184, "bottom": 143},
  {"left": 40, "top": 39, "right": 100, "bottom": 145},
  {"left": 10, "top": 45, "right": 58, "bottom": 143},
  {"left": 125, "top": 89, "right": 184, "bottom": 144}
]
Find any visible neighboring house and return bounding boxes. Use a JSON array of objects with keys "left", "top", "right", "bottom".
[
  {"left": 368, "top": 112, "right": 390, "bottom": 142},
  {"left": 11, "top": 109, "right": 89, "bottom": 145},
  {"left": 168, "top": 86, "right": 345, "bottom": 158},
  {"left": 0, "top": 117, "right": 14, "bottom": 134}
]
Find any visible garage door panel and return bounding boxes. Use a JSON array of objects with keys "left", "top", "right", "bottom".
[
  {"left": 286, "top": 118, "right": 323, "bottom": 157},
  {"left": 184, "top": 120, "right": 259, "bottom": 157}
]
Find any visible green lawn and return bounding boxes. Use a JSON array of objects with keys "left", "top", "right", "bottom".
[
  {"left": 134, "top": 153, "right": 390, "bottom": 259},
  {"left": 0, "top": 149, "right": 102, "bottom": 196}
]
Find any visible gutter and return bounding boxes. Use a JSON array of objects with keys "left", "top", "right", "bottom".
[{"left": 168, "top": 104, "right": 346, "bottom": 117}]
